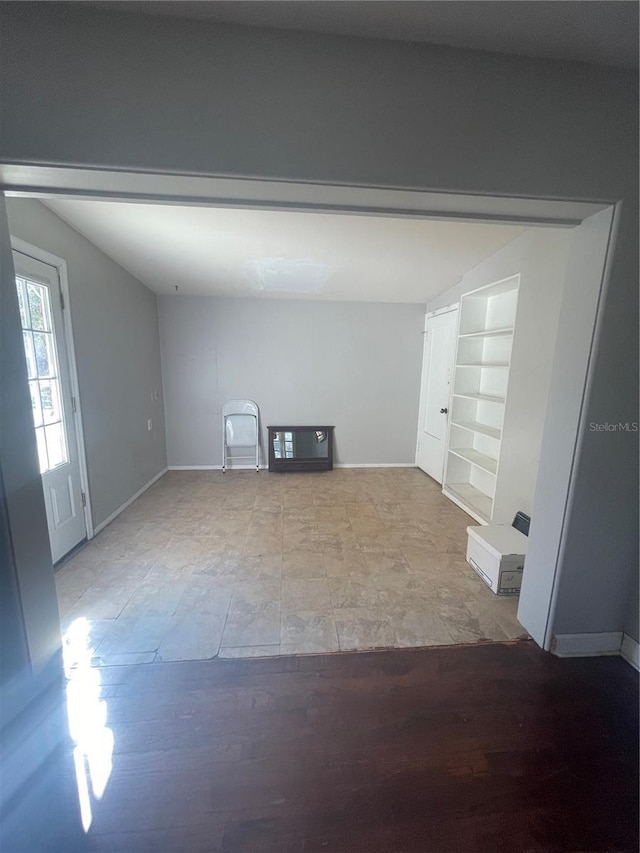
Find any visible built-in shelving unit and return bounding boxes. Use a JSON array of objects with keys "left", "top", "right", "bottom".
[{"left": 443, "top": 275, "right": 520, "bottom": 524}]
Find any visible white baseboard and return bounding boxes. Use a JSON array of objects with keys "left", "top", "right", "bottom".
[
  {"left": 168, "top": 464, "right": 265, "bottom": 470},
  {"left": 169, "top": 465, "right": 220, "bottom": 470},
  {"left": 334, "top": 463, "right": 416, "bottom": 468},
  {"left": 551, "top": 631, "right": 623, "bottom": 658},
  {"left": 92, "top": 467, "right": 168, "bottom": 534},
  {"left": 168, "top": 463, "right": 416, "bottom": 470},
  {"left": 620, "top": 633, "right": 640, "bottom": 671}
]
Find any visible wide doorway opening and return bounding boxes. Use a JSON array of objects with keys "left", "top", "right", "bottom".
[{"left": 3, "top": 172, "right": 615, "bottom": 665}]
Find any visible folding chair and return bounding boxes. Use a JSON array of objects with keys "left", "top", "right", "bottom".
[{"left": 222, "top": 400, "right": 260, "bottom": 472}]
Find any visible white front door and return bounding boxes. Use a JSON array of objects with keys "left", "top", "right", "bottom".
[
  {"left": 13, "top": 250, "right": 87, "bottom": 563},
  {"left": 416, "top": 307, "right": 458, "bottom": 482}
]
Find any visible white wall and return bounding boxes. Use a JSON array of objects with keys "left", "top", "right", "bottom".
[
  {"left": 0, "top": 4, "right": 637, "bottom": 644},
  {"left": 6, "top": 200, "right": 167, "bottom": 529},
  {"left": 159, "top": 296, "right": 424, "bottom": 467},
  {"left": 428, "top": 228, "right": 572, "bottom": 522}
]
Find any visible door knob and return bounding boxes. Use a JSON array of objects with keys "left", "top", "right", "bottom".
[{"left": 440, "top": 407, "right": 448, "bottom": 414}]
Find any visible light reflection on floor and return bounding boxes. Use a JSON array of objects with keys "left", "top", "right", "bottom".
[{"left": 63, "top": 618, "right": 114, "bottom": 833}]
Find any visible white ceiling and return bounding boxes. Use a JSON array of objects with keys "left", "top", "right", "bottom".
[
  {"left": 44, "top": 200, "right": 528, "bottom": 303},
  {"left": 88, "top": 1, "right": 639, "bottom": 69}
]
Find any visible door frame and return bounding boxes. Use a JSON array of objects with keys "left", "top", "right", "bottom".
[
  {"left": 415, "top": 303, "right": 459, "bottom": 482},
  {"left": 11, "top": 236, "right": 93, "bottom": 542},
  {"left": 0, "top": 166, "right": 620, "bottom": 655}
]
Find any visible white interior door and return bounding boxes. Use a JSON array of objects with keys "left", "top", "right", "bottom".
[
  {"left": 13, "top": 250, "right": 87, "bottom": 562},
  {"left": 416, "top": 307, "right": 458, "bottom": 482}
]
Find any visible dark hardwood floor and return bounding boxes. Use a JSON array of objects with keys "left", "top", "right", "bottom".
[{"left": 3, "top": 640, "right": 638, "bottom": 852}]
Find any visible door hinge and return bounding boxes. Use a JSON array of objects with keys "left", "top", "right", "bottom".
[
  {"left": 71, "top": 396, "right": 77, "bottom": 413},
  {"left": 81, "top": 492, "right": 86, "bottom": 508}
]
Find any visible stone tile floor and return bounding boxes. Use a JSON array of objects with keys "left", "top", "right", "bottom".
[{"left": 56, "top": 468, "right": 525, "bottom": 665}]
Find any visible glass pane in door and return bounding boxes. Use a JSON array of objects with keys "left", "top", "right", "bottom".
[{"left": 16, "top": 275, "right": 69, "bottom": 474}]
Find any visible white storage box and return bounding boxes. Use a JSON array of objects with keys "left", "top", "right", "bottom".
[{"left": 466, "top": 524, "right": 528, "bottom": 595}]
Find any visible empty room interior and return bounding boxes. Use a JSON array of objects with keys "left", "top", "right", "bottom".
[
  {"left": 7, "top": 196, "right": 578, "bottom": 662},
  {"left": 1, "top": 2, "right": 638, "bottom": 851}
]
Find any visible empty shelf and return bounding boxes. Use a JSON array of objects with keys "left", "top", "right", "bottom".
[
  {"left": 443, "top": 483, "right": 493, "bottom": 522},
  {"left": 457, "top": 362, "right": 510, "bottom": 368},
  {"left": 453, "top": 392, "right": 505, "bottom": 404},
  {"left": 450, "top": 420, "right": 501, "bottom": 440},
  {"left": 463, "top": 277, "right": 519, "bottom": 299},
  {"left": 458, "top": 327, "right": 514, "bottom": 339},
  {"left": 449, "top": 447, "right": 498, "bottom": 475}
]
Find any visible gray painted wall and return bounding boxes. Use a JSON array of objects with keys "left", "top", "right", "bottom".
[
  {"left": 0, "top": 200, "right": 60, "bottom": 704},
  {"left": 624, "top": 583, "right": 639, "bottom": 643},
  {"left": 0, "top": 202, "right": 85, "bottom": 850},
  {"left": 0, "top": 4, "right": 637, "bottom": 643},
  {"left": 159, "top": 296, "right": 424, "bottom": 467},
  {"left": 6, "top": 200, "right": 167, "bottom": 529},
  {"left": 541, "top": 209, "right": 639, "bottom": 641},
  {"left": 1, "top": 5, "right": 636, "bottom": 197}
]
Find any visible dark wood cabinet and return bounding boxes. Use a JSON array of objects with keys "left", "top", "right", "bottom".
[{"left": 267, "top": 426, "right": 334, "bottom": 472}]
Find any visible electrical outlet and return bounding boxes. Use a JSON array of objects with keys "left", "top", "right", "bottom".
[{"left": 147, "top": 419, "right": 153, "bottom": 431}]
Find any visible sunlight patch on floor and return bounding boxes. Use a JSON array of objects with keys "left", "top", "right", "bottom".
[{"left": 63, "top": 617, "right": 114, "bottom": 832}]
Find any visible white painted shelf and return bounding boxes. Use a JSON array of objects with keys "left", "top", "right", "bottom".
[
  {"left": 457, "top": 362, "right": 510, "bottom": 368},
  {"left": 449, "top": 447, "right": 498, "bottom": 475},
  {"left": 458, "top": 327, "right": 513, "bottom": 339},
  {"left": 453, "top": 391, "right": 505, "bottom": 404},
  {"left": 444, "top": 483, "right": 493, "bottom": 523},
  {"left": 450, "top": 420, "right": 502, "bottom": 440}
]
